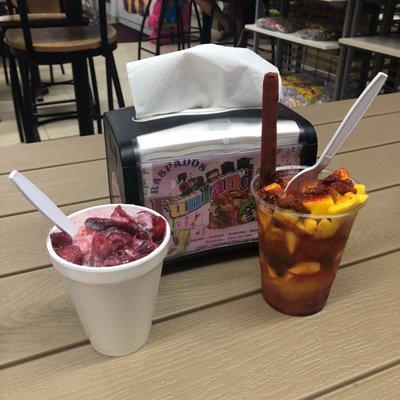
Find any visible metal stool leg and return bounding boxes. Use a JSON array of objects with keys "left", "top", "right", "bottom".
[
  {"left": 192, "top": 0, "right": 202, "bottom": 43},
  {"left": 138, "top": 0, "right": 152, "bottom": 60},
  {"left": 109, "top": 53, "right": 125, "bottom": 109},
  {"left": 9, "top": 54, "right": 24, "bottom": 142},
  {"left": 174, "top": 0, "right": 184, "bottom": 50},
  {"left": 187, "top": 0, "right": 193, "bottom": 48},
  {"left": 49, "top": 64, "right": 54, "bottom": 84},
  {"left": 18, "top": 58, "right": 40, "bottom": 142},
  {"left": 105, "top": 54, "right": 114, "bottom": 111},
  {"left": 156, "top": 0, "right": 168, "bottom": 55},
  {"left": 88, "top": 57, "right": 102, "bottom": 134}
]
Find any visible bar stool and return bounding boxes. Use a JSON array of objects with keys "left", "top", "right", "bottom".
[
  {"left": 0, "top": 2, "right": 68, "bottom": 83},
  {"left": 0, "top": 0, "right": 69, "bottom": 140},
  {"left": 5, "top": 0, "right": 124, "bottom": 143},
  {"left": 138, "top": 0, "right": 202, "bottom": 59}
]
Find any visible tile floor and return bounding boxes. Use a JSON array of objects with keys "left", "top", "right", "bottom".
[{"left": 0, "top": 41, "right": 180, "bottom": 147}]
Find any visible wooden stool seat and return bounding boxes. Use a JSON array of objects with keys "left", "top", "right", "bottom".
[
  {"left": 5, "top": 24, "right": 117, "bottom": 53},
  {"left": 0, "top": 13, "right": 67, "bottom": 29}
]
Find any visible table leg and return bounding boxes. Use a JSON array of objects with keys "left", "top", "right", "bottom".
[
  {"left": 201, "top": 12, "right": 211, "bottom": 43},
  {"left": 66, "top": 0, "right": 85, "bottom": 25},
  {"left": 372, "top": 0, "right": 396, "bottom": 78},
  {"left": 333, "top": 0, "right": 355, "bottom": 100},
  {"left": 339, "top": 0, "right": 362, "bottom": 99},
  {"left": 72, "top": 57, "right": 94, "bottom": 135},
  {"left": 253, "top": 0, "right": 262, "bottom": 53}
]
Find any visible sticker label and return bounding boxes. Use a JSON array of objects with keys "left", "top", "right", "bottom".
[{"left": 141, "top": 146, "right": 303, "bottom": 259}]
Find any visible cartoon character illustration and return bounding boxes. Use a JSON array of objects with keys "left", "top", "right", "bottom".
[
  {"left": 177, "top": 172, "right": 205, "bottom": 196},
  {"left": 206, "top": 169, "right": 220, "bottom": 182},
  {"left": 208, "top": 190, "right": 256, "bottom": 229},
  {"left": 237, "top": 157, "right": 253, "bottom": 170},
  {"left": 220, "top": 161, "right": 235, "bottom": 175}
]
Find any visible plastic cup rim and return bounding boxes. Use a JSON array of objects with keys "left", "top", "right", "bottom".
[
  {"left": 46, "top": 204, "right": 171, "bottom": 274},
  {"left": 250, "top": 165, "right": 365, "bottom": 220}
]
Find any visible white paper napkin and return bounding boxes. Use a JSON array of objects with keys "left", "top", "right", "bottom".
[{"left": 126, "top": 44, "right": 280, "bottom": 120}]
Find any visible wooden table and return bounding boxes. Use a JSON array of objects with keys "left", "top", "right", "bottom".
[{"left": 1, "top": 94, "right": 400, "bottom": 399}]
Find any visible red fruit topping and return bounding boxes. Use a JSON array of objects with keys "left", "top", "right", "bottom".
[
  {"left": 101, "top": 250, "right": 131, "bottom": 267},
  {"left": 136, "top": 211, "right": 154, "bottom": 230},
  {"left": 85, "top": 217, "right": 136, "bottom": 234},
  {"left": 139, "top": 241, "right": 158, "bottom": 255},
  {"left": 91, "top": 232, "right": 113, "bottom": 259},
  {"left": 110, "top": 205, "right": 136, "bottom": 224},
  {"left": 55, "top": 206, "right": 161, "bottom": 267},
  {"left": 102, "top": 227, "right": 132, "bottom": 251},
  {"left": 50, "top": 232, "right": 72, "bottom": 248},
  {"left": 151, "top": 216, "right": 166, "bottom": 243},
  {"left": 135, "top": 228, "right": 150, "bottom": 240},
  {"left": 55, "top": 245, "right": 83, "bottom": 265}
]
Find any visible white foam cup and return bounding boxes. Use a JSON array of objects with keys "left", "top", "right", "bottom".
[{"left": 46, "top": 204, "right": 171, "bottom": 356}]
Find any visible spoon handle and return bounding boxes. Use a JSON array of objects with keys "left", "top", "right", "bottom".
[
  {"left": 9, "top": 170, "right": 77, "bottom": 237},
  {"left": 316, "top": 72, "right": 387, "bottom": 171}
]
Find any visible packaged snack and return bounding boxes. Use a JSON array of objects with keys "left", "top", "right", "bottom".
[
  {"left": 256, "top": 17, "right": 305, "bottom": 33},
  {"left": 294, "top": 26, "right": 338, "bottom": 41},
  {"left": 280, "top": 73, "right": 331, "bottom": 107}
]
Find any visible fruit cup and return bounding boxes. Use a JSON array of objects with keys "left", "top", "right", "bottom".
[
  {"left": 251, "top": 166, "right": 366, "bottom": 316},
  {"left": 46, "top": 204, "right": 171, "bottom": 356}
]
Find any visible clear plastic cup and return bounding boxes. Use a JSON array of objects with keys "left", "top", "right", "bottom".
[
  {"left": 46, "top": 204, "right": 171, "bottom": 356},
  {"left": 251, "top": 166, "right": 365, "bottom": 316}
]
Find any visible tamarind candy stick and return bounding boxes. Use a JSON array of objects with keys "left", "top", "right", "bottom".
[{"left": 259, "top": 72, "right": 279, "bottom": 187}]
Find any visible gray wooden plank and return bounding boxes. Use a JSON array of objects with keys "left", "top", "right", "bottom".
[
  {"left": 0, "top": 135, "right": 105, "bottom": 175},
  {"left": 1, "top": 251, "right": 399, "bottom": 400},
  {"left": 0, "top": 160, "right": 108, "bottom": 217},
  {"left": 1, "top": 185, "right": 399, "bottom": 368}
]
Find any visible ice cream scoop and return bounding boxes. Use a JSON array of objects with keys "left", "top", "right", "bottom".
[{"left": 285, "top": 72, "right": 387, "bottom": 193}]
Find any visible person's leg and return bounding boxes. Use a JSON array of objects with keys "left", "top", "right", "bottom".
[{"left": 196, "top": 0, "right": 233, "bottom": 31}]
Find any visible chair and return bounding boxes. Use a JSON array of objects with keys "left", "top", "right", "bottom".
[
  {"left": 138, "top": 0, "right": 202, "bottom": 59},
  {"left": 5, "top": 0, "right": 125, "bottom": 142},
  {"left": 0, "top": 0, "right": 68, "bottom": 140}
]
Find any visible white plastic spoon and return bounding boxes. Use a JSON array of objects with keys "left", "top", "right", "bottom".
[
  {"left": 285, "top": 72, "right": 388, "bottom": 192},
  {"left": 9, "top": 170, "right": 77, "bottom": 237}
]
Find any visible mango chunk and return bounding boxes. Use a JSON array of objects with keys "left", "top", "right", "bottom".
[
  {"left": 258, "top": 209, "right": 272, "bottom": 231},
  {"left": 303, "top": 196, "right": 334, "bottom": 215},
  {"left": 267, "top": 265, "right": 278, "bottom": 278},
  {"left": 314, "top": 218, "right": 340, "bottom": 238},
  {"left": 331, "top": 190, "right": 342, "bottom": 203},
  {"left": 335, "top": 250, "right": 344, "bottom": 261},
  {"left": 269, "top": 226, "right": 283, "bottom": 241},
  {"left": 296, "top": 218, "right": 317, "bottom": 235},
  {"left": 285, "top": 231, "right": 298, "bottom": 254},
  {"left": 328, "top": 195, "right": 359, "bottom": 215},
  {"left": 356, "top": 194, "right": 369, "bottom": 206},
  {"left": 273, "top": 209, "right": 299, "bottom": 225},
  {"left": 287, "top": 261, "right": 321, "bottom": 275},
  {"left": 335, "top": 168, "right": 350, "bottom": 180},
  {"left": 261, "top": 183, "right": 281, "bottom": 192},
  {"left": 354, "top": 184, "right": 366, "bottom": 195}
]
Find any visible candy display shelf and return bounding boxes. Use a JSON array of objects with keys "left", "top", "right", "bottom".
[
  {"left": 339, "top": 36, "right": 400, "bottom": 58},
  {"left": 244, "top": 24, "right": 340, "bottom": 51}
]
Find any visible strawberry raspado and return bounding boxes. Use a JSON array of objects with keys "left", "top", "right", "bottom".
[
  {"left": 252, "top": 167, "right": 368, "bottom": 316},
  {"left": 50, "top": 206, "right": 167, "bottom": 267}
]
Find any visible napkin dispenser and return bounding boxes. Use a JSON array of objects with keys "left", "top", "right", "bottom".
[{"left": 104, "top": 105, "right": 317, "bottom": 263}]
